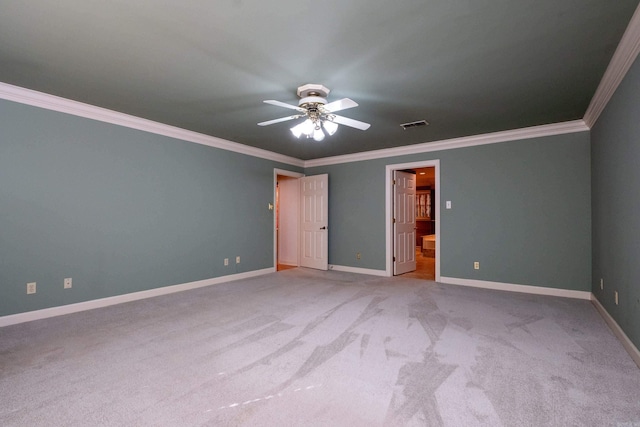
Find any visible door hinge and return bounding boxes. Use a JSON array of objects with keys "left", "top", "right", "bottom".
[
  {"left": 393, "top": 218, "right": 396, "bottom": 223},
  {"left": 393, "top": 256, "right": 396, "bottom": 262},
  {"left": 393, "top": 179, "right": 396, "bottom": 185}
]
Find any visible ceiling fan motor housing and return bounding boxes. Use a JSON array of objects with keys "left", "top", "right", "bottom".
[
  {"left": 297, "top": 83, "right": 330, "bottom": 98},
  {"left": 299, "top": 97, "right": 326, "bottom": 108},
  {"left": 297, "top": 83, "right": 329, "bottom": 107}
]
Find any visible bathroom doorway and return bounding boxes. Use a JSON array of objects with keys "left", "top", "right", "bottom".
[{"left": 386, "top": 160, "right": 440, "bottom": 281}]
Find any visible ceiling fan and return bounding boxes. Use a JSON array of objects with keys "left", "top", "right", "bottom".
[{"left": 257, "top": 84, "right": 370, "bottom": 141}]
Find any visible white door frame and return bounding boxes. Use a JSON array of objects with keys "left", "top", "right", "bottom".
[
  {"left": 274, "top": 168, "right": 304, "bottom": 270},
  {"left": 385, "top": 160, "right": 440, "bottom": 280}
]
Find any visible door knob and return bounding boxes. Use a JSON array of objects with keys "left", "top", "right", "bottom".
[{"left": 320, "top": 226, "right": 327, "bottom": 230}]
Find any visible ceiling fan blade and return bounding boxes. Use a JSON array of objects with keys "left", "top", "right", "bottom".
[
  {"left": 263, "top": 100, "right": 305, "bottom": 112},
  {"left": 258, "top": 115, "right": 301, "bottom": 126},
  {"left": 330, "top": 114, "right": 371, "bottom": 130},
  {"left": 322, "top": 98, "right": 358, "bottom": 113}
]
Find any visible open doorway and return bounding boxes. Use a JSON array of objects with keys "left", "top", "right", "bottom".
[
  {"left": 274, "top": 169, "right": 330, "bottom": 272},
  {"left": 385, "top": 160, "right": 440, "bottom": 281},
  {"left": 274, "top": 169, "right": 303, "bottom": 271}
]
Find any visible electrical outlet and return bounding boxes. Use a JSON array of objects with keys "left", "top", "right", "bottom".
[
  {"left": 224, "top": 258, "right": 229, "bottom": 266},
  {"left": 600, "top": 278, "right": 603, "bottom": 290},
  {"left": 474, "top": 261, "right": 480, "bottom": 270},
  {"left": 236, "top": 256, "right": 240, "bottom": 264},
  {"left": 356, "top": 252, "right": 361, "bottom": 260},
  {"left": 64, "top": 278, "right": 72, "bottom": 289},
  {"left": 27, "top": 282, "right": 36, "bottom": 294},
  {"left": 615, "top": 291, "right": 619, "bottom": 305}
]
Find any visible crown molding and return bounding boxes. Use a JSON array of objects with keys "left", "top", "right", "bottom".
[
  {"left": 584, "top": 3, "right": 640, "bottom": 128},
  {"left": 0, "top": 80, "right": 605, "bottom": 170},
  {"left": 0, "top": 82, "right": 304, "bottom": 168},
  {"left": 304, "top": 120, "right": 589, "bottom": 168}
]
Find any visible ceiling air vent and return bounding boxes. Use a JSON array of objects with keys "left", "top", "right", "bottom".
[{"left": 400, "top": 120, "right": 429, "bottom": 130}]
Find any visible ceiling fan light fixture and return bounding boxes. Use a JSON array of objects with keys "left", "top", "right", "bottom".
[
  {"left": 313, "top": 127, "right": 325, "bottom": 142},
  {"left": 323, "top": 120, "right": 338, "bottom": 136},
  {"left": 301, "top": 119, "right": 314, "bottom": 135},
  {"left": 290, "top": 125, "right": 304, "bottom": 138},
  {"left": 291, "top": 119, "right": 314, "bottom": 138}
]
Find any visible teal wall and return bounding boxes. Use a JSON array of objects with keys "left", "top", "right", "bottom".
[
  {"left": 307, "top": 131, "right": 592, "bottom": 291},
  {"left": 0, "top": 99, "right": 301, "bottom": 317},
  {"left": 0, "top": 95, "right": 593, "bottom": 319},
  {"left": 591, "top": 54, "right": 640, "bottom": 350},
  {"left": 305, "top": 161, "right": 387, "bottom": 270}
]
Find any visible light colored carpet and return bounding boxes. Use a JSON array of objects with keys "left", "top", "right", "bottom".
[{"left": 1, "top": 269, "right": 639, "bottom": 426}]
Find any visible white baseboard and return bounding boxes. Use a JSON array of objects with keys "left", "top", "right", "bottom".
[
  {"left": 591, "top": 295, "right": 640, "bottom": 369},
  {"left": 439, "top": 276, "right": 592, "bottom": 300},
  {"left": 328, "top": 265, "right": 388, "bottom": 277},
  {"left": 0, "top": 268, "right": 274, "bottom": 328}
]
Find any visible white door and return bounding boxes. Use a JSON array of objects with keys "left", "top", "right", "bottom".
[
  {"left": 300, "top": 174, "right": 329, "bottom": 270},
  {"left": 394, "top": 170, "right": 416, "bottom": 275}
]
